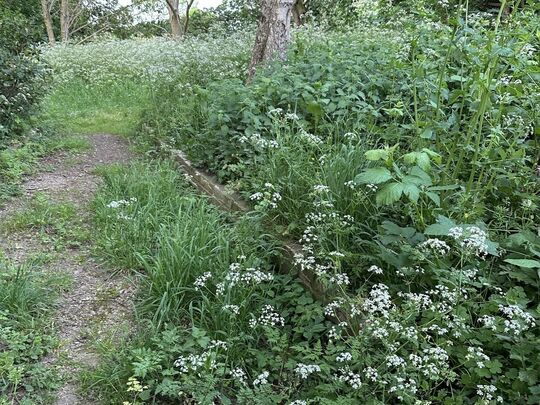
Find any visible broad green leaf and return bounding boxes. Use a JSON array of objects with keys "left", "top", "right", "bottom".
[
  {"left": 409, "top": 166, "right": 432, "bottom": 186},
  {"left": 422, "top": 148, "right": 442, "bottom": 164},
  {"left": 403, "top": 151, "right": 418, "bottom": 165},
  {"left": 425, "top": 215, "right": 456, "bottom": 235},
  {"left": 364, "top": 149, "right": 389, "bottom": 161},
  {"left": 416, "top": 152, "right": 431, "bottom": 170},
  {"left": 402, "top": 182, "right": 420, "bottom": 203},
  {"left": 425, "top": 191, "right": 441, "bottom": 207},
  {"left": 504, "top": 259, "right": 540, "bottom": 269},
  {"left": 420, "top": 128, "right": 434, "bottom": 139},
  {"left": 355, "top": 167, "right": 393, "bottom": 184},
  {"left": 376, "top": 182, "right": 404, "bottom": 206}
]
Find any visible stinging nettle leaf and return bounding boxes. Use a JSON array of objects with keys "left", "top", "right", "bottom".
[
  {"left": 355, "top": 167, "right": 393, "bottom": 184},
  {"left": 376, "top": 182, "right": 404, "bottom": 206}
]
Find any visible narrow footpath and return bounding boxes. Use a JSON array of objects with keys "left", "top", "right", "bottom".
[{"left": 0, "top": 134, "right": 136, "bottom": 404}]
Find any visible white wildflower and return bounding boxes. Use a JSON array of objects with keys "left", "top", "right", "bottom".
[
  {"left": 193, "top": 272, "right": 212, "bottom": 290},
  {"left": 336, "top": 352, "right": 353, "bottom": 363},
  {"left": 367, "top": 265, "right": 383, "bottom": 275},
  {"left": 335, "top": 368, "right": 362, "bottom": 389},
  {"left": 329, "top": 272, "right": 350, "bottom": 285},
  {"left": 222, "top": 304, "right": 240, "bottom": 315},
  {"left": 253, "top": 371, "right": 269, "bottom": 386},
  {"left": 419, "top": 238, "right": 450, "bottom": 255},
  {"left": 251, "top": 305, "right": 285, "bottom": 328},
  {"left": 295, "top": 363, "right": 321, "bottom": 379}
]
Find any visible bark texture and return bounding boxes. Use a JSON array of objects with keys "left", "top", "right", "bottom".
[
  {"left": 60, "top": 0, "right": 70, "bottom": 42},
  {"left": 40, "top": 0, "right": 56, "bottom": 46},
  {"left": 165, "top": 0, "right": 183, "bottom": 38},
  {"left": 247, "top": 0, "right": 295, "bottom": 82},
  {"left": 183, "top": 0, "right": 195, "bottom": 35},
  {"left": 292, "top": 0, "right": 307, "bottom": 26}
]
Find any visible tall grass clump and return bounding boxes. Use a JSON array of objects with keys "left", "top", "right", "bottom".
[{"left": 89, "top": 162, "right": 343, "bottom": 404}]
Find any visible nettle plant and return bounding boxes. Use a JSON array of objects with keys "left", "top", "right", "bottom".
[
  {"left": 292, "top": 195, "right": 539, "bottom": 403},
  {"left": 354, "top": 145, "right": 451, "bottom": 210}
]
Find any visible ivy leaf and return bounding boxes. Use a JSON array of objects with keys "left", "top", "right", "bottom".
[
  {"left": 504, "top": 259, "right": 540, "bottom": 269},
  {"left": 355, "top": 167, "right": 393, "bottom": 184},
  {"left": 376, "top": 182, "right": 404, "bottom": 206}
]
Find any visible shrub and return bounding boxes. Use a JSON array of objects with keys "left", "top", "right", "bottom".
[{"left": 0, "top": 6, "right": 48, "bottom": 145}]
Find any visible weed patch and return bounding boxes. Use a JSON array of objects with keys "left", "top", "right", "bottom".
[{"left": 0, "top": 255, "right": 68, "bottom": 404}]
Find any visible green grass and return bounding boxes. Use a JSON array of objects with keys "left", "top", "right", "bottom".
[
  {"left": 92, "top": 161, "right": 267, "bottom": 325},
  {"left": 41, "top": 80, "right": 152, "bottom": 137},
  {"left": 0, "top": 134, "right": 90, "bottom": 205},
  {"left": 85, "top": 161, "right": 314, "bottom": 404},
  {"left": 0, "top": 254, "right": 70, "bottom": 404},
  {"left": 1, "top": 193, "right": 90, "bottom": 251}
]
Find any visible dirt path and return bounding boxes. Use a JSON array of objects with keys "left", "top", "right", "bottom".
[{"left": 0, "top": 134, "right": 135, "bottom": 404}]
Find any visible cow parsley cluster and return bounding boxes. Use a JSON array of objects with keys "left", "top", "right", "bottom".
[
  {"left": 498, "top": 304, "right": 536, "bottom": 335},
  {"left": 249, "top": 305, "right": 285, "bottom": 328},
  {"left": 448, "top": 226, "right": 491, "bottom": 257},
  {"left": 476, "top": 384, "right": 503, "bottom": 403},
  {"left": 225, "top": 262, "right": 274, "bottom": 287},
  {"left": 193, "top": 272, "right": 212, "bottom": 290},
  {"left": 418, "top": 238, "right": 450, "bottom": 255},
  {"left": 222, "top": 304, "right": 240, "bottom": 315},
  {"left": 362, "top": 283, "right": 393, "bottom": 316},
  {"left": 336, "top": 352, "right": 353, "bottom": 363},
  {"left": 174, "top": 351, "right": 215, "bottom": 374},
  {"left": 465, "top": 346, "right": 490, "bottom": 369},
  {"left": 107, "top": 197, "right": 137, "bottom": 209},
  {"left": 253, "top": 370, "right": 270, "bottom": 386},
  {"left": 335, "top": 368, "right": 362, "bottom": 389},
  {"left": 295, "top": 363, "right": 321, "bottom": 379},
  {"left": 249, "top": 183, "right": 282, "bottom": 209}
]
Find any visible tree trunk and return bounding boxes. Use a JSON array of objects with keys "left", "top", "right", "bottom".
[
  {"left": 183, "top": 0, "right": 195, "bottom": 35},
  {"left": 292, "top": 0, "right": 307, "bottom": 26},
  {"left": 60, "top": 0, "right": 70, "bottom": 42},
  {"left": 247, "top": 0, "right": 295, "bottom": 83},
  {"left": 40, "top": 0, "right": 56, "bottom": 46},
  {"left": 165, "top": 0, "right": 182, "bottom": 39}
]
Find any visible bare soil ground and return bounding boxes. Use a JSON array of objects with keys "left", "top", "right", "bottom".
[{"left": 0, "top": 134, "right": 136, "bottom": 404}]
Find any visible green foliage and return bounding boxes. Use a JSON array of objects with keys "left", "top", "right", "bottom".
[
  {"left": 0, "top": 2, "right": 48, "bottom": 144},
  {"left": 41, "top": 33, "right": 252, "bottom": 136},
  {"left": 42, "top": 2, "right": 540, "bottom": 404},
  {"left": 119, "top": 3, "right": 540, "bottom": 404},
  {"left": 1, "top": 194, "right": 89, "bottom": 250},
  {"left": 0, "top": 255, "right": 66, "bottom": 403}
]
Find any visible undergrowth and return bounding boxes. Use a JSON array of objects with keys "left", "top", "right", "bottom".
[
  {"left": 43, "top": 1, "right": 540, "bottom": 404},
  {"left": 0, "top": 254, "right": 68, "bottom": 404}
]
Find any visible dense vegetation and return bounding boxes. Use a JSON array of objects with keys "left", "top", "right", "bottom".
[{"left": 2, "top": 0, "right": 539, "bottom": 404}]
